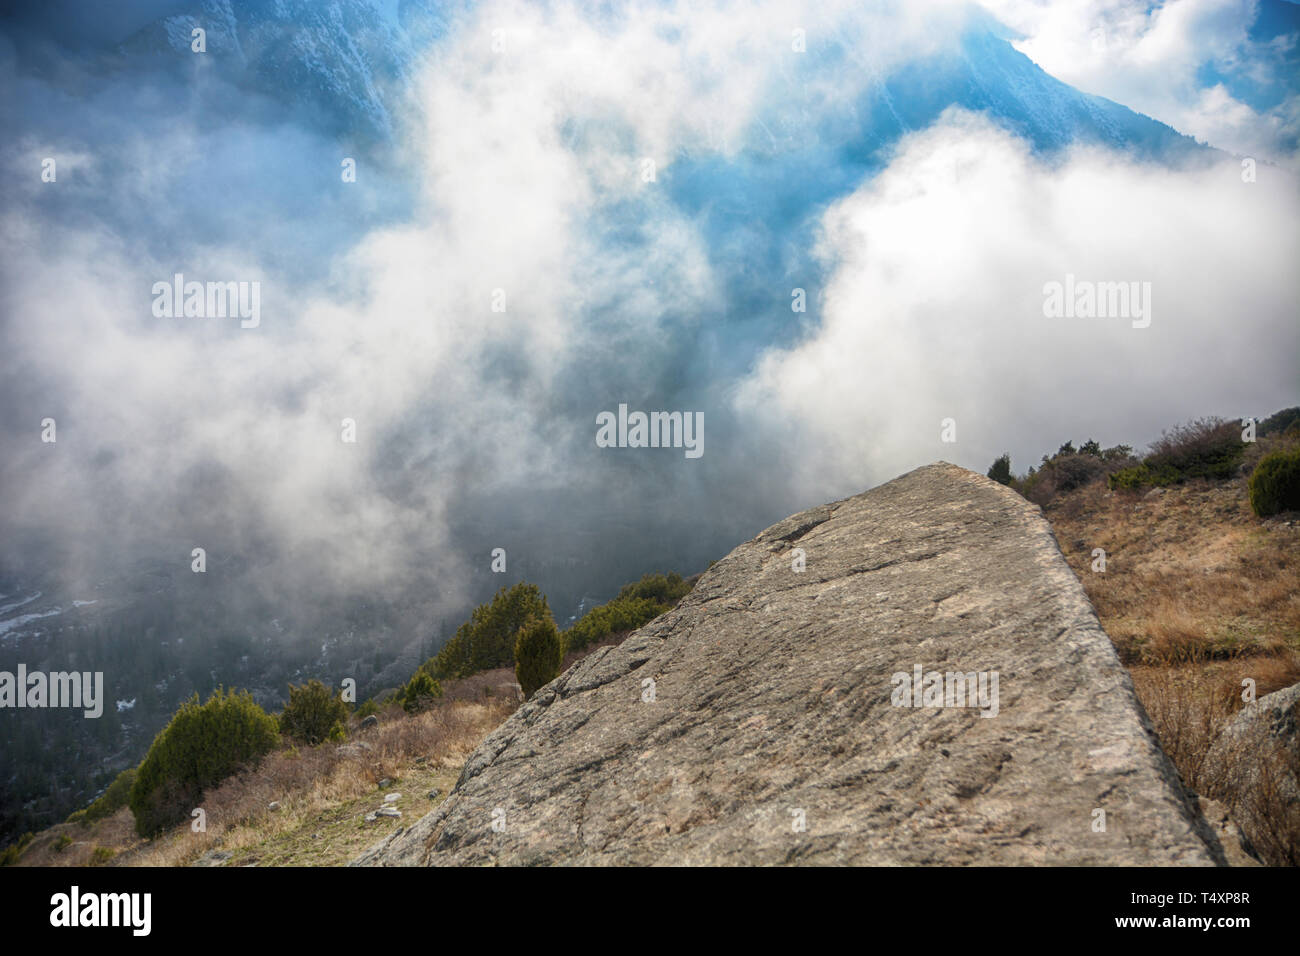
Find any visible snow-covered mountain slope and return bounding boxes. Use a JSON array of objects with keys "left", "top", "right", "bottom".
[
  {"left": 113, "top": 0, "right": 1202, "bottom": 161},
  {"left": 116, "top": 0, "right": 458, "bottom": 142}
]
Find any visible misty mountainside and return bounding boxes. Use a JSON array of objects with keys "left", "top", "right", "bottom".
[
  {"left": 105, "top": 0, "right": 1208, "bottom": 161},
  {"left": 114, "top": 0, "right": 458, "bottom": 144},
  {"left": 0, "top": 561, "right": 429, "bottom": 843},
  {"left": 101, "top": 0, "right": 1214, "bottom": 368},
  {"left": 0, "top": 0, "right": 1225, "bottom": 848},
  {"left": 2, "top": 0, "right": 1291, "bottom": 852},
  {"left": 0, "top": 543, "right": 598, "bottom": 845}
]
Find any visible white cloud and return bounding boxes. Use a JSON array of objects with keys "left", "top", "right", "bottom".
[
  {"left": 2, "top": 0, "right": 1296, "bottom": 612},
  {"left": 979, "top": 0, "right": 1300, "bottom": 164},
  {"left": 734, "top": 109, "right": 1300, "bottom": 497}
]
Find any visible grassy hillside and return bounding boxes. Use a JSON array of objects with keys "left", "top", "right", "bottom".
[
  {"left": 6, "top": 578, "right": 695, "bottom": 868},
  {"left": 14, "top": 693, "right": 510, "bottom": 868},
  {"left": 1037, "top": 419, "right": 1300, "bottom": 865}
]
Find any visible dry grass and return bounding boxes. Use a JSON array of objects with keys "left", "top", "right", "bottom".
[
  {"left": 1045, "top": 462, "right": 1300, "bottom": 865},
  {"left": 1129, "top": 660, "right": 1300, "bottom": 778},
  {"left": 18, "top": 696, "right": 513, "bottom": 868},
  {"left": 16, "top": 634, "right": 629, "bottom": 867},
  {"left": 1222, "top": 731, "right": 1300, "bottom": 868},
  {"left": 1134, "top": 663, "right": 1300, "bottom": 866},
  {"left": 1048, "top": 475, "right": 1300, "bottom": 665}
]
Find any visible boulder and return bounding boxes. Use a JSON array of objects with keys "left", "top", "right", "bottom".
[
  {"left": 355, "top": 463, "right": 1224, "bottom": 866},
  {"left": 1214, "top": 681, "right": 1300, "bottom": 760},
  {"left": 1204, "top": 680, "right": 1300, "bottom": 859}
]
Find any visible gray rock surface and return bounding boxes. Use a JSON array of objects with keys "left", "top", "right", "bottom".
[
  {"left": 1194, "top": 797, "right": 1260, "bottom": 867},
  {"left": 1204, "top": 680, "right": 1300, "bottom": 856},
  {"left": 193, "top": 849, "right": 232, "bottom": 867},
  {"left": 1215, "top": 681, "right": 1300, "bottom": 758},
  {"left": 355, "top": 463, "right": 1223, "bottom": 866}
]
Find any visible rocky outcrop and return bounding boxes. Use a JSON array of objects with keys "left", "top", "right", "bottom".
[
  {"left": 355, "top": 462, "right": 1224, "bottom": 866},
  {"left": 1211, "top": 681, "right": 1300, "bottom": 776},
  {"left": 1204, "top": 680, "right": 1300, "bottom": 860}
]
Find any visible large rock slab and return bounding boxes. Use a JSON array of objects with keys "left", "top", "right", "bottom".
[{"left": 355, "top": 463, "right": 1223, "bottom": 866}]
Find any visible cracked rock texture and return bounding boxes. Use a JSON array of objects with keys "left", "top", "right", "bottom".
[{"left": 354, "top": 462, "right": 1223, "bottom": 866}]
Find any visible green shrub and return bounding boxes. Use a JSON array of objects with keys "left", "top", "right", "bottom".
[
  {"left": 1109, "top": 464, "right": 1148, "bottom": 491},
  {"left": 423, "top": 582, "right": 552, "bottom": 680},
  {"left": 1108, "top": 461, "right": 1182, "bottom": 491},
  {"left": 401, "top": 673, "right": 443, "bottom": 713},
  {"left": 129, "top": 687, "right": 279, "bottom": 838},
  {"left": 54, "top": 834, "right": 72, "bottom": 853},
  {"left": 615, "top": 572, "right": 693, "bottom": 606},
  {"left": 67, "top": 767, "right": 137, "bottom": 827},
  {"left": 515, "top": 614, "right": 564, "bottom": 699},
  {"left": 564, "top": 596, "right": 667, "bottom": 652},
  {"left": 1145, "top": 417, "right": 1244, "bottom": 481},
  {"left": 1107, "top": 418, "right": 1244, "bottom": 491},
  {"left": 89, "top": 846, "right": 115, "bottom": 866},
  {"left": 355, "top": 698, "right": 380, "bottom": 720},
  {"left": 0, "top": 833, "right": 33, "bottom": 867},
  {"left": 1101, "top": 443, "right": 1134, "bottom": 462},
  {"left": 1249, "top": 449, "right": 1300, "bottom": 517},
  {"left": 563, "top": 572, "right": 694, "bottom": 653},
  {"left": 1023, "top": 453, "right": 1110, "bottom": 505},
  {"left": 986, "top": 453, "right": 1012, "bottom": 485},
  {"left": 279, "top": 679, "right": 350, "bottom": 745}
]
